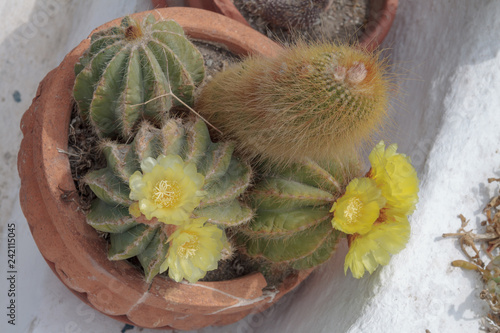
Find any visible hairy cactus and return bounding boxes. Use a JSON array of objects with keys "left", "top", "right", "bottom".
[
  {"left": 196, "top": 42, "right": 390, "bottom": 168},
  {"left": 243, "top": 0, "right": 328, "bottom": 29},
  {"left": 73, "top": 14, "right": 205, "bottom": 139},
  {"left": 237, "top": 157, "right": 359, "bottom": 270},
  {"left": 83, "top": 117, "right": 252, "bottom": 282}
]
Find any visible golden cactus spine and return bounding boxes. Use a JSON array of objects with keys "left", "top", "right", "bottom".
[{"left": 196, "top": 41, "right": 391, "bottom": 168}]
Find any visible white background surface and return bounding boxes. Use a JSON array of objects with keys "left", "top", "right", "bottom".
[{"left": 1, "top": 0, "right": 500, "bottom": 332}]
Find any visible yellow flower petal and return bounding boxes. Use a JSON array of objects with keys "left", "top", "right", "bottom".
[
  {"left": 128, "top": 154, "right": 206, "bottom": 225},
  {"left": 331, "top": 178, "right": 386, "bottom": 235},
  {"left": 128, "top": 202, "right": 141, "bottom": 218},
  {"left": 368, "top": 141, "right": 419, "bottom": 217},
  {"left": 129, "top": 171, "right": 146, "bottom": 201},
  {"left": 162, "top": 218, "right": 227, "bottom": 283},
  {"left": 344, "top": 216, "right": 411, "bottom": 279},
  {"left": 140, "top": 156, "right": 158, "bottom": 174},
  {"left": 158, "top": 154, "right": 184, "bottom": 170}
]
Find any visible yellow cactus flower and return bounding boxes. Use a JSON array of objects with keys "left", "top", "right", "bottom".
[
  {"left": 344, "top": 216, "right": 411, "bottom": 279},
  {"left": 368, "top": 141, "right": 419, "bottom": 217},
  {"left": 128, "top": 154, "right": 205, "bottom": 225},
  {"left": 330, "top": 177, "right": 386, "bottom": 235},
  {"left": 160, "top": 218, "right": 227, "bottom": 283}
]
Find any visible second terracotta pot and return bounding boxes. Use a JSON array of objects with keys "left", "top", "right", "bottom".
[{"left": 184, "top": 0, "right": 398, "bottom": 51}]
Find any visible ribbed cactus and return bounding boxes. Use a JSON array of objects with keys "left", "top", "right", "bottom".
[
  {"left": 237, "top": 157, "right": 360, "bottom": 270},
  {"left": 83, "top": 117, "right": 252, "bottom": 282},
  {"left": 73, "top": 14, "right": 205, "bottom": 139},
  {"left": 196, "top": 42, "right": 390, "bottom": 168}
]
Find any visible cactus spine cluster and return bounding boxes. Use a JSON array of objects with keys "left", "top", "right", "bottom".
[
  {"left": 196, "top": 42, "right": 390, "bottom": 168},
  {"left": 84, "top": 117, "right": 252, "bottom": 282},
  {"left": 73, "top": 15, "right": 205, "bottom": 139},
  {"left": 237, "top": 157, "right": 359, "bottom": 270}
]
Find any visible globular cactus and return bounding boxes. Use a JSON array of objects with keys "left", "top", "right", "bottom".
[
  {"left": 83, "top": 117, "right": 252, "bottom": 282},
  {"left": 73, "top": 14, "right": 205, "bottom": 139},
  {"left": 236, "top": 157, "right": 360, "bottom": 271},
  {"left": 196, "top": 42, "right": 390, "bottom": 169},
  {"left": 237, "top": 141, "right": 418, "bottom": 279},
  {"left": 244, "top": 0, "right": 328, "bottom": 29}
]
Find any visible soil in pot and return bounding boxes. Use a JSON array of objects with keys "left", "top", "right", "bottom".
[
  {"left": 233, "top": 0, "right": 370, "bottom": 46},
  {"left": 67, "top": 39, "right": 296, "bottom": 288}
]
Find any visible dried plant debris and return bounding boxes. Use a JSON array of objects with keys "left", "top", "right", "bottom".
[
  {"left": 443, "top": 178, "right": 500, "bottom": 332},
  {"left": 61, "top": 105, "right": 104, "bottom": 211}
]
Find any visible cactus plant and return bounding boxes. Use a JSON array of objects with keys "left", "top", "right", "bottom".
[
  {"left": 196, "top": 41, "right": 391, "bottom": 168},
  {"left": 83, "top": 117, "right": 252, "bottom": 282},
  {"left": 243, "top": 0, "right": 328, "bottom": 29},
  {"left": 237, "top": 157, "right": 360, "bottom": 271},
  {"left": 238, "top": 141, "right": 418, "bottom": 279},
  {"left": 72, "top": 12, "right": 403, "bottom": 287},
  {"left": 73, "top": 14, "right": 205, "bottom": 139}
]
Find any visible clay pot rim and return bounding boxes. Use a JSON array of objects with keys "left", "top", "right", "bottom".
[
  {"left": 187, "top": 0, "right": 399, "bottom": 52},
  {"left": 18, "top": 7, "right": 310, "bottom": 330}
]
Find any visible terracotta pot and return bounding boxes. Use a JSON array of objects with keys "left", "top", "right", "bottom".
[
  {"left": 17, "top": 7, "right": 311, "bottom": 330},
  {"left": 183, "top": 0, "right": 398, "bottom": 51}
]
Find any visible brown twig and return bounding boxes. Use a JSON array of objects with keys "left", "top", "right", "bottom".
[{"left": 444, "top": 175, "right": 500, "bottom": 331}]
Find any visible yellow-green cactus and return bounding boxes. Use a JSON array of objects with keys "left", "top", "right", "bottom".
[{"left": 196, "top": 42, "right": 391, "bottom": 168}]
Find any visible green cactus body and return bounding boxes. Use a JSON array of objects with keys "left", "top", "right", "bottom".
[
  {"left": 237, "top": 158, "right": 359, "bottom": 270},
  {"left": 83, "top": 118, "right": 252, "bottom": 282},
  {"left": 73, "top": 15, "right": 205, "bottom": 139},
  {"left": 196, "top": 42, "right": 390, "bottom": 168}
]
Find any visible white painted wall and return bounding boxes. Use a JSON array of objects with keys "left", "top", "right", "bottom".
[{"left": 1, "top": 0, "right": 499, "bottom": 332}]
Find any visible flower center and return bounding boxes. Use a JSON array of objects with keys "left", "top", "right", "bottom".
[
  {"left": 152, "top": 179, "right": 181, "bottom": 208},
  {"left": 344, "top": 197, "right": 363, "bottom": 224},
  {"left": 177, "top": 233, "right": 199, "bottom": 258}
]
